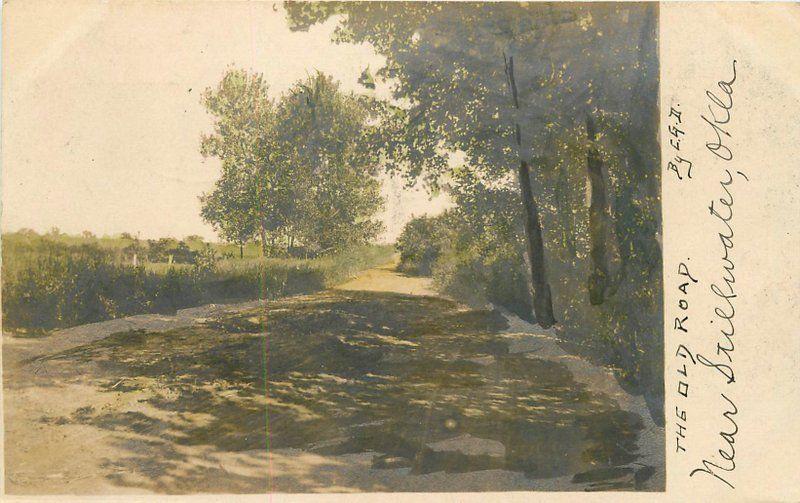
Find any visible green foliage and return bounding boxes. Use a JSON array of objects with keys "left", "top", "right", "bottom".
[
  {"left": 1, "top": 231, "right": 393, "bottom": 333},
  {"left": 199, "top": 69, "right": 273, "bottom": 249},
  {"left": 288, "top": 3, "right": 663, "bottom": 408},
  {"left": 146, "top": 238, "right": 176, "bottom": 262},
  {"left": 193, "top": 244, "right": 220, "bottom": 273},
  {"left": 2, "top": 245, "right": 201, "bottom": 332},
  {"left": 281, "top": 73, "right": 385, "bottom": 253},
  {"left": 200, "top": 70, "right": 384, "bottom": 255},
  {"left": 398, "top": 176, "right": 535, "bottom": 320},
  {"left": 395, "top": 213, "right": 450, "bottom": 276}
]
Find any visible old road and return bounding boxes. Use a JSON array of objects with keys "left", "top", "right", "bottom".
[{"left": 3, "top": 260, "right": 664, "bottom": 494}]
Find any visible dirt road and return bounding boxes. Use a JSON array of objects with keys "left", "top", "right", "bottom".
[{"left": 3, "top": 261, "right": 663, "bottom": 494}]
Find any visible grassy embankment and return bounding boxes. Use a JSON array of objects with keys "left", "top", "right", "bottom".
[{"left": 1, "top": 231, "right": 393, "bottom": 334}]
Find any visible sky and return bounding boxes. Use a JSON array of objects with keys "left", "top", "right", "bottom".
[{"left": 1, "top": 0, "right": 451, "bottom": 242}]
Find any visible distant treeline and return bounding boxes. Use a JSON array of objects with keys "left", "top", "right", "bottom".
[{"left": 3, "top": 228, "right": 243, "bottom": 271}]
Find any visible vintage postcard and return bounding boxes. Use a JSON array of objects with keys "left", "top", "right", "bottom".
[{"left": 1, "top": 1, "right": 798, "bottom": 501}]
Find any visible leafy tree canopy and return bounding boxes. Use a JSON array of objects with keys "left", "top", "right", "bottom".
[{"left": 200, "top": 69, "right": 384, "bottom": 255}]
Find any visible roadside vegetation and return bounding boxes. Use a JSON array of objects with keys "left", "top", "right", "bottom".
[
  {"left": 395, "top": 193, "right": 661, "bottom": 414},
  {"left": 1, "top": 229, "right": 392, "bottom": 333},
  {"left": 4, "top": 4, "right": 663, "bottom": 420},
  {"left": 3, "top": 68, "right": 395, "bottom": 334},
  {"left": 310, "top": 3, "right": 664, "bottom": 413}
]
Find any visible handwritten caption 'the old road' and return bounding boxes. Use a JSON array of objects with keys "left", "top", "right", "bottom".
[{"left": 668, "top": 59, "right": 748, "bottom": 490}]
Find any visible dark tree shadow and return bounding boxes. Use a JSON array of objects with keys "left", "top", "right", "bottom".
[{"left": 37, "top": 289, "right": 651, "bottom": 492}]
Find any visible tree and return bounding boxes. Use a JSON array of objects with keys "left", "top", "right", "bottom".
[
  {"left": 200, "top": 69, "right": 385, "bottom": 256},
  {"left": 147, "top": 238, "right": 179, "bottom": 262},
  {"left": 200, "top": 172, "right": 257, "bottom": 258},
  {"left": 16, "top": 228, "right": 39, "bottom": 238},
  {"left": 122, "top": 237, "right": 145, "bottom": 266},
  {"left": 200, "top": 68, "right": 292, "bottom": 256},
  {"left": 286, "top": 2, "right": 572, "bottom": 326},
  {"left": 285, "top": 2, "right": 660, "bottom": 328},
  {"left": 278, "top": 73, "right": 385, "bottom": 254},
  {"left": 172, "top": 241, "right": 196, "bottom": 264}
]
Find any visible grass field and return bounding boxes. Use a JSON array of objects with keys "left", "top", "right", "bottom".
[
  {"left": 1, "top": 232, "right": 264, "bottom": 279},
  {"left": 1, "top": 231, "right": 394, "bottom": 333}
]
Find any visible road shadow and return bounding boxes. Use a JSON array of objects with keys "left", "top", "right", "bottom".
[{"left": 34, "top": 289, "right": 650, "bottom": 492}]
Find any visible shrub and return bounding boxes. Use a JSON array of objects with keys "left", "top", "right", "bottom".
[
  {"left": 430, "top": 227, "right": 534, "bottom": 321},
  {"left": 395, "top": 213, "right": 451, "bottom": 276},
  {"left": 193, "top": 244, "right": 219, "bottom": 271}
]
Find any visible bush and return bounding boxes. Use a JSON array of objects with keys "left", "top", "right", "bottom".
[
  {"left": 430, "top": 227, "right": 534, "bottom": 321},
  {"left": 193, "top": 244, "right": 219, "bottom": 271},
  {"left": 395, "top": 213, "right": 451, "bottom": 276}
]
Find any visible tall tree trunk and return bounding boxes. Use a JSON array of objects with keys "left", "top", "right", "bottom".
[
  {"left": 517, "top": 159, "right": 556, "bottom": 327},
  {"left": 504, "top": 53, "right": 556, "bottom": 328},
  {"left": 586, "top": 112, "right": 612, "bottom": 305},
  {"left": 239, "top": 241, "right": 244, "bottom": 259},
  {"left": 259, "top": 223, "right": 268, "bottom": 257}
]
